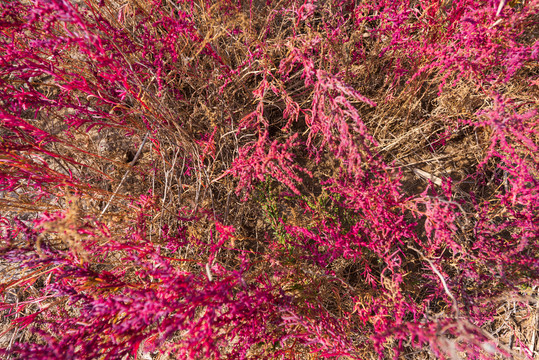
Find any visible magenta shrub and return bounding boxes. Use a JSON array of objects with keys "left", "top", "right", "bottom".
[{"left": 1, "top": 0, "right": 538, "bottom": 359}]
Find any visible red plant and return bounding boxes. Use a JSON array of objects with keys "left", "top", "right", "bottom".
[{"left": 1, "top": 0, "right": 538, "bottom": 359}]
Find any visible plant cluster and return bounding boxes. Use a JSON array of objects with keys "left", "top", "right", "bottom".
[{"left": 0, "top": 0, "right": 538, "bottom": 359}]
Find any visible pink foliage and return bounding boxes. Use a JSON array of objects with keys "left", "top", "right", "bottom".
[{"left": 1, "top": 0, "right": 538, "bottom": 359}]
